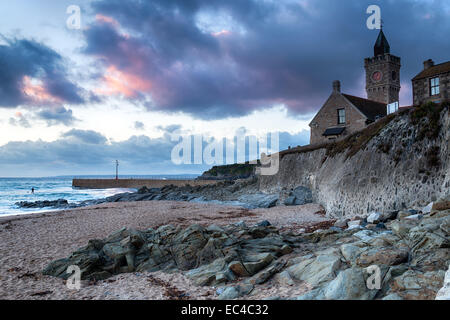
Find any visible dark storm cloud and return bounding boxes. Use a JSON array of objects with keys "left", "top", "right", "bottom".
[
  {"left": 0, "top": 37, "right": 85, "bottom": 108},
  {"left": 84, "top": 0, "right": 450, "bottom": 118},
  {"left": 36, "top": 107, "right": 78, "bottom": 126}
]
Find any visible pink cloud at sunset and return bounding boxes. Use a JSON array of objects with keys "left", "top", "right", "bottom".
[
  {"left": 95, "top": 14, "right": 119, "bottom": 26},
  {"left": 211, "top": 30, "right": 232, "bottom": 37},
  {"left": 95, "top": 65, "right": 152, "bottom": 98},
  {"left": 21, "top": 76, "right": 61, "bottom": 105}
]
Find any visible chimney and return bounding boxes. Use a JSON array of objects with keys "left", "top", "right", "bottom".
[
  {"left": 333, "top": 80, "right": 341, "bottom": 92},
  {"left": 423, "top": 59, "right": 434, "bottom": 70},
  {"left": 333, "top": 80, "right": 341, "bottom": 93}
]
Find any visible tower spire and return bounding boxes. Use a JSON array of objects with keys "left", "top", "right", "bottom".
[{"left": 374, "top": 27, "right": 390, "bottom": 56}]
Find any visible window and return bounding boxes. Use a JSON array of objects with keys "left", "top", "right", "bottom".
[
  {"left": 391, "top": 71, "right": 397, "bottom": 81},
  {"left": 337, "top": 109, "right": 346, "bottom": 124},
  {"left": 387, "top": 102, "right": 399, "bottom": 115},
  {"left": 430, "top": 77, "right": 440, "bottom": 96}
]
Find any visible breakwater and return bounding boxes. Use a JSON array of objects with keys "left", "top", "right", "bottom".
[{"left": 72, "top": 179, "right": 217, "bottom": 189}]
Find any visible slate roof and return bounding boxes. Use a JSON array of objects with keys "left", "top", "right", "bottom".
[
  {"left": 342, "top": 94, "right": 387, "bottom": 121},
  {"left": 374, "top": 29, "right": 390, "bottom": 56},
  {"left": 412, "top": 61, "right": 450, "bottom": 81},
  {"left": 323, "top": 127, "right": 346, "bottom": 136}
]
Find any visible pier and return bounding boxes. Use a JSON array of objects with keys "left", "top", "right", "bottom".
[{"left": 72, "top": 179, "right": 218, "bottom": 189}]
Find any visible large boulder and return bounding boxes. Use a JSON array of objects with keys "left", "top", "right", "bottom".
[
  {"left": 170, "top": 225, "right": 209, "bottom": 270},
  {"left": 356, "top": 247, "right": 409, "bottom": 268},
  {"left": 243, "top": 253, "right": 274, "bottom": 275},
  {"left": 186, "top": 258, "right": 231, "bottom": 286},
  {"left": 284, "top": 186, "right": 313, "bottom": 206},
  {"left": 287, "top": 254, "right": 341, "bottom": 287},
  {"left": 238, "top": 193, "right": 279, "bottom": 208},
  {"left": 228, "top": 261, "right": 250, "bottom": 277},
  {"left": 43, "top": 248, "right": 103, "bottom": 280},
  {"left": 296, "top": 267, "right": 380, "bottom": 300},
  {"left": 322, "top": 267, "right": 379, "bottom": 300}
]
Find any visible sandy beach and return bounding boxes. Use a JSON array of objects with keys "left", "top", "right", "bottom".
[{"left": 0, "top": 201, "right": 328, "bottom": 300}]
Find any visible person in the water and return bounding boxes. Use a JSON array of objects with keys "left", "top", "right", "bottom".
[{"left": 31, "top": 187, "right": 34, "bottom": 194}]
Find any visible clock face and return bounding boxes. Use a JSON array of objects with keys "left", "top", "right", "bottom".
[{"left": 372, "top": 71, "right": 383, "bottom": 82}]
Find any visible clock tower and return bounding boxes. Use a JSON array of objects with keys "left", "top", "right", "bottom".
[{"left": 364, "top": 28, "right": 401, "bottom": 104}]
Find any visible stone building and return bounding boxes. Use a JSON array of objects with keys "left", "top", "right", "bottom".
[
  {"left": 309, "top": 29, "right": 395, "bottom": 145},
  {"left": 412, "top": 59, "right": 450, "bottom": 105},
  {"left": 309, "top": 81, "right": 386, "bottom": 144}
]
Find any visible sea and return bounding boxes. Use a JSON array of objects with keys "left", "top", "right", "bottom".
[{"left": 0, "top": 175, "right": 198, "bottom": 217}]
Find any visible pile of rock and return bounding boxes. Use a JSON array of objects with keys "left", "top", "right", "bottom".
[
  {"left": 15, "top": 199, "right": 69, "bottom": 209},
  {"left": 20, "top": 178, "right": 291, "bottom": 210},
  {"left": 15, "top": 178, "right": 317, "bottom": 211},
  {"left": 101, "top": 181, "right": 282, "bottom": 209},
  {"left": 43, "top": 221, "right": 294, "bottom": 290},
  {"left": 43, "top": 195, "right": 449, "bottom": 300}
]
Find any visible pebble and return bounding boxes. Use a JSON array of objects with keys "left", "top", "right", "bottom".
[
  {"left": 257, "top": 220, "right": 271, "bottom": 227},
  {"left": 405, "top": 214, "right": 423, "bottom": 220}
]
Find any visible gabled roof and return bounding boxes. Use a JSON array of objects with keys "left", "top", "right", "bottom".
[
  {"left": 374, "top": 29, "right": 390, "bottom": 56},
  {"left": 412, "top": 61, "right": 450, "bottom": 81},
  {"left": 342, "top": 94, "right": 387, "bottom": 121}
]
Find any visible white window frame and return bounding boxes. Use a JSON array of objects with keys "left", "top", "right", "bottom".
[
  {"left": 337, "top": 108, "right": 346, "bottom": 125},
  {"left": 430, "top": 77, "right": 440, "bottom": 96}
]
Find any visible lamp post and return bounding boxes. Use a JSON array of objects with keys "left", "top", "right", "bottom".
[{"left": 115, "top": 160, "right": 119, "bottom": 180}]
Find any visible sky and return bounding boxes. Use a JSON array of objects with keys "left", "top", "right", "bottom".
[{"left": 0, "top": 0, "right": 449, "bottom": 177}]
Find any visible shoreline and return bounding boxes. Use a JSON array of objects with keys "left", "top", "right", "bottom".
[
  {"left": 11, "top": 177, "right": 286, "bottom": 214},
  {"left": 0, "top": 207, "right": 65, "bottom": 219}
]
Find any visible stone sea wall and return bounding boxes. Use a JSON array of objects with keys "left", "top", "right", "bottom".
[{"left": 259, "top": 106, "right": 449, "bottom": 218}]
